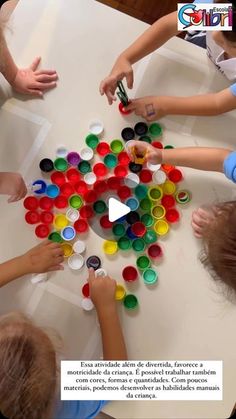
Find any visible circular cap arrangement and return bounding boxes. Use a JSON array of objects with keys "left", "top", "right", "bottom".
[{"left": 24, "top": 120, "right": 192, "bottom": 314}]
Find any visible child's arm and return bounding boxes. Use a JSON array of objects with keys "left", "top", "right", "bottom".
[
  {"left": 129, "top": 141, "right": 231, "bottom": 172},
  {"left": 0, "top": 27, "right": 58, "bottom": 97},
  {"left": 125, "top": 88, "right": 236, "bottom": 120},
  {"left": 0, "top": 172, "right": 27, "bottom": 202},
  {"left": 100, "top": 12, "right": 179, "bottom": 104},
  {"left": 0, "top": 241, "right": 64, "bottom": 288},
  {"left": 88, "top": 269, "right": 127, "bottom": 360}
]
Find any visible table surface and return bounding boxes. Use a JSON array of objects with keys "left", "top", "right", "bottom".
[{"left": 0, "top": 1, "right": 236, "bottom": 418}]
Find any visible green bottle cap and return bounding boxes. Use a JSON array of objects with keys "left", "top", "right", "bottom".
[
  {"left": 141, "top": 213, "right": 154, "bottom": 227},
  {"left": 132, "top": 238, "right": 146, "bottom": 252},
  {"left": 93, "top": 200, "right": 107, "bottom": 214},
  {"left": 143, "top": 268, "right": 158, "bottom": 285},
  {"left": 124, "top": 294, "right": 138, "bottom": 310},
  {"left": 78, "top": 161, "right": 91, "bottom": 174},
  {"left": 135, "top": 185, "right": 148, "bottom": 200},
  {"left": 54, "top": 158, "right": 68, "bottom": 172},
  {"left": 164, "top": 145, "right": 174, "bottom": 149},
  {"left": 144, "top": 230, "right": 158, "bottom": 244},
  {"left": 48, "top": 232, "right": 63, "bottom": 243},
  {"left": 149, "top": 123, "right": 163, "bottom": 138},
  {"left": 140, "top": 198, "right": 152, "bottom": 211},
  {"left": 136, "top": 255, "right": 151, "bottom": 270},
  {"left": 110, "top": 139, "right": 124, "bottom": 154},
  {"left": 69, "top": 195, "right": 83, "bottom": 209},
  {"left": 139, "top": 135, "right": 152, "bottom": 144},
  {"left": 104, "top": 153, "right": 118, "bottom": 169},
  {"left": 117, "top": 236, "right": 131, "bottom": 250},
  {"left": 85, "top": 134, "right": 99, "bottom": 149},
  {"left": 112, "top": 223, "right": 126, "bottom": 237}
]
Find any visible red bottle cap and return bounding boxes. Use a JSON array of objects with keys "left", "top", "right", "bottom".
[
  {"left": 93, "top": 180, "right": 108, "bottom": 194},
  {"left": 74, "top": 180, "right": 88, "bottom": 196},
  {"left": 165, "top": 208, "right": 180, "bottom": 223},
  {"left": 168, "top": 168, "right": 183, "bottom": 183},
  {"left": 147, "top": 244, "right": 163, "bottom": 259},
  {"left": 131, "top": 222, "right": 146, "bottom": 238},
  {"left": 40, "top": 211, "right": 54, "bottom": 224},
  {"left": 122, "top": 266, "right": 138, "bottom": 282},
  {"left": 117, "top": 185, "right": 131, "bottom": 200},
  {"left": 107, "top": 176, "right": 121, "bottom": 190},
  {"left": 93, "top": 163, "right": 108, "bottom": 177},
  {"left": 66, "top": 168, "right": 81, "bottom": 183},
  {"left": 161, "top": 195, "right": 175, "bottom": 209},
  {"left": 25, "top": 211, "right": 40, "bottom": 224},
  {"left": 139, "top": 169, "right": 152, "bottom": 184},
  {"left": 152, "top": 141, "right": 163, "bottom": 149},
  {"left": 162, "top": 164, "right": 175, "bottom": 174},
  {"left": 35, "top": 224, "right": 50, "bottom": 238},
  {"left": 118, "top": 151, "right": 130, "bottom": 165},
  {"left": 118, "top": 101, "right": 132, "bottom": 115},
  {"left": 74, "top": 219, "right": 89, "bottom": 233},
  {"left": 51, "top": 171, "right": 66, "bottom": 186},
  {"left": 114, "top": 165, "right": 128, "bottom": 178},
  {"left": 39, "top": 196, "right": 54, "bottom": 210},
  {"left": 60, "top": 182, "right": 75, "bottom": 198},
  {"left": 82, "top": 283, "right": 90, "bottom": 298},
  {"left": 23, "top": 196, "right": 39, "bottom": 211},
  {"left": 80, "top": 205, "right": 94, "bottom": 219},
  {"left": 96, "top": 142, "right": 111, "bottom": 156},
  {"left": 84, "top": 190, "right": 97, "bottom": 203},
  {"left": 100, "top": 215, "right": 113, "bottom": 229},
  {"left": 54, "top": 195, "right": 68, "bottom": 209}
]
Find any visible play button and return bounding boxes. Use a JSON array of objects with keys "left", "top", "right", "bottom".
[{"left": 108, "top": 197, "right": 131, "bottom": 222}]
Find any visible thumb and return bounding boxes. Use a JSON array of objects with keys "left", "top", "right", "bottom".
[{"left": 30, "top": 56, "right": 41, "bottom": 71}]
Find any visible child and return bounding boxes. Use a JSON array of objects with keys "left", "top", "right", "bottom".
[
  {"left": 100, "top": 0, "right": 236, "bottom": 121},
  {"left": 0, "top": 269, "right": 127, "bottom": 419},
  {"left": 0, "top": 22, "right": 58, "bottom": 97},
  {"left": 0, "top": 240, "right": 64, "bottom": 288},
  {"left": 128, "top": 140, "right": 236, "bottom": 294}
]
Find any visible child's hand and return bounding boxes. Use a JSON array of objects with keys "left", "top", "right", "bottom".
[
  {"left": 127, "top": 140, "right": 162, "bottom": 165},
  {"left": 126, "top": 96, "right": 165, "bottom": 121},
  {"left": 22, "top": 241, "right": 64, "bottom": 274},
  {"left": 88, "top": 268, "right": 116, "bottom": 312},
  {"left": 99, "top": 55, "right": 133, "bottom": 105},
  {"left": 11, "top": 57, "right": 58, "bottom": 97},
  {"left": 0, "top": 172, "right": 27, "bottom": 203}
]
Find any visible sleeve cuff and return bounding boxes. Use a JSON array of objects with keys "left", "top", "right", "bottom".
[
  {"left": 223, "top": 151, "right": 236, "bottom": 182},
  {"left": 230, "top": 83, "right": 236, "bottom": 96}
]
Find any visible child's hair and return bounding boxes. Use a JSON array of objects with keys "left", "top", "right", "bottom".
[
  {"left": 200, "top": 202, "right": 236, "bottom": 299},
  {"left": 214, "top": 0, "right": 236, "bottom": 41},
  {"left": 0, "top": 312, "right": 59, "bottom": 419}
]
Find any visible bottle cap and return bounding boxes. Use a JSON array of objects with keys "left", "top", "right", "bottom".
[
  {"left": 131, "top": 222, "right": 146, "bottom": 238},
  {"left": 54, "top": 214, "right": 68, "bottom": 229},
  {"left": 24, "top": 196, "right": 39, "bottom": 211},
  {"left": 103, "top": 240, "right": 118, "bottom": 255},
  {"left": 54, "top": 195, "right": 68, "bottom": 209},
  {"left": 84, "top": 172, "right": 96, "bottom": 185},
  {"left": 46, "top": 184, "right": 60, "bottom": 198},
  {"left": 93, "top": 163, "right": 108, "bottom": 177},
  {"left": 25, "top": 211, "right": 40, "bottom": 224},
  {"left": 93, "top": 200, "right": 107, "bottom": 214},
  {"left": 39, "top": 196, "right": 54, "bottom": 210},
  {"left": 154, "top": 220, "right": 169, "bottom": 236},
  {"left": 66, "top": 208, "right": 80, "bottom": 222},
  {"left": 80, "top": 147, "right": 94, "bottom": 161},
  {"left": 126, "top": 211, "right": 140, "bottom": 225},
  {"left": 66, "top": 168, "right": 81, "bottom": 183},
  {"left": 117, "top": 236, "right": 131, "bottom": 250},
  {"left": 61, "top": 226, "right": 76, "bottom": 241},
  {"left": 151, "top": 205, "right": 166, "bottom": 219},
  {"left": 39, "top": 158, "right": 54, "bottom": 173},
  {"left": 48, "top": 232, "right": 63, "bottom": 243},
  {"left": 40, "top": 211, "right": 54, "bottom": 224},
  {"left": 86, "top": 255, "right": 101, "bottom": 270},
  {"left": 136, "top": 255, "right": 151, "bottom": 270},
  {"left": 69, "top": 194, "right": 83, "bottom": 209},
  {"left": 134, "top": 122, "right": 148, "bottom": 136},
  {"left": 85, "top": 134, "right": 99, "bottom": 149},
  {"left": 110, "top": 139, "right": 124, "bottom": 154},
  {"left": 143, "top": 230, "right": 158, "bottom": 244},
  {"left": 82, "top": 283, "right": 90, "bottom": 298},
  {"left": 121, "top": 127, "right": 135, "bottom": 141},
  {"left": 143, "top": 268, "right": 158, "bottom": 285},
  {"left": 132, "top": 238, "right": 146, "bottom": 252},
  {"left": 147, "top": 244, "right": 163, "bottom": 259},
  {"left": 141, "top": 213, "right": 154, "bottom": 227},
  {"left": 152, "top": 170, "right": 167, "bottom": 185},
  {"left": 61, "top": 243, "right": 73, "bottom": 257},
  {"left": 88, "top": 119, "right": 104, "bottom": 136},
  {"left": 165, "top": 208, "right": 180, "bottom": 223},
  {"left": 56, "top": 146, "right": 68, "bottom": 158},
  {"left": 123, "top": 294, "right": 138, "bottom": 310},
  {"left": 35, "top": 224, "right": 50, "bottom": 239},
  {"left": 51, "top": 171, "right": 66, "bottom": 186},
  {"left": 81, "top": 298, "right": 94, "bottom": 311},
  {"left": 115, "top": 284, "right": 126, "bottom": 301},
  {"left": 74, "top": 219, "right": 89, "bottom": 233},
  {"left": 104, "top": 153, "right": 118, "bottom": 169},
  {"left": 67, "top": 152, "right": 80, "bottom": 166},
  {"left": 73, "top": 240, "right": 86, "bottom": 254},
  {"left": 149, "top": 123, "right": 163, "bottom": 138},
  {"left": 134, "top": 185, "right": 148, "bottom": 200},
  {"left": 78, "top": 161, "right": 91, "bottom": 174},
  {"left": 80, "top": 205, "right": 94, "bottom": 219},
  {"left": 54, "top": 158, "right": 68, "bottom": 172},
  {"left": 68, "top": 254, "right": 84, "bottom": 270},
  {"left": 148, "top": 186, "right": 163, "bottom": 201},
  {"left": 122, "top": 266, "right": 138, "bottom": 282},
  {"left": 117, "top": 185, "right": 131, "bottom": 200},
  {"left": 114, "top": 165, "right": 128, "bottom": 178},
  {"left": 139, "top": 169, "right": 152, "bottom": 184},
  {"left": 118, "top": 151, "right": 130, "bottom": 165},
  {"left": 112, "top": 223, "right": 126, "bottom": 237},
  {"left": 124, "top": 173, "right": 140, "bottom": 188},
  {"left": 162, "top": 181, "right": 176, "bottom": 195},
  {"left": 125, "top": 197, "right": 139, "bottom": 211},
  {"left": 60, "top": 182, "right": 75, "bottom": 198}
]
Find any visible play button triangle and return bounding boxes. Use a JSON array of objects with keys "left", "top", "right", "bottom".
[{"left": 108, "top": 197, "right": 131, "bottom": 222}]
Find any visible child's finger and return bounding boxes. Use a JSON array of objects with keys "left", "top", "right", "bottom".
[
  {"left": 36, "top": 74, "right": 58, "bottom": 83},
  {"left": 126, "top": 71, "right": 133, "bottom": 89},
  {"left": 28, "top": 89, "right": 43, "bottom": 97},
  {"left": 36, "top": 81, "right": 57, "bottom": 90},
  {"left": 7, "top": 195, "right": 17, "bottom": 203},
  {"left": 30, "top": 56, "right": 41, "bottom": 71},
  {"left": 35, "top": 69, "right": 57, "bottom": 76},
  {"left": 88, "top": 268, "right": 96, "bottom": 283}
]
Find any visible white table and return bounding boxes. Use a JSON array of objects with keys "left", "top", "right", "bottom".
[{"left": 0, "top": 1, "right": 235, "bottom": 418}]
